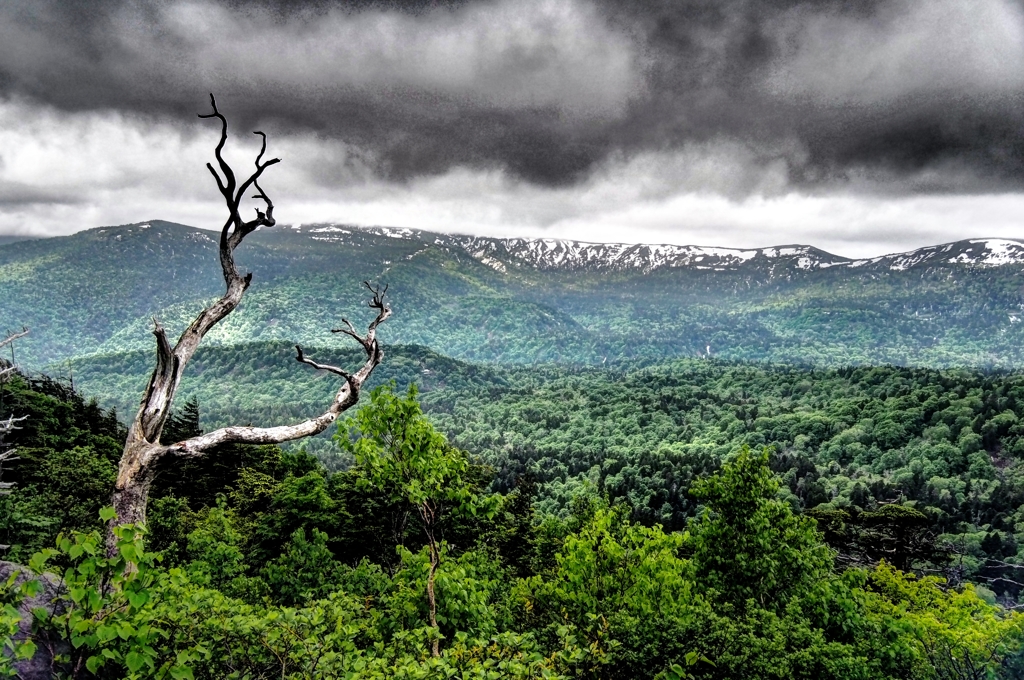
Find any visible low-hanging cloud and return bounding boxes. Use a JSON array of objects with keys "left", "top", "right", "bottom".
[
  {"left": 0, "top": 0, "right": 643, "bottom": 184},
  {"left": 2, "top": 0, "right": 1024, "bottom": 251},
  {"left": 3, "top": 95, "right": 1023, "bottom": 259},
  {"left": 3, "top": 0, "right": 1023, "bottom": 190}
]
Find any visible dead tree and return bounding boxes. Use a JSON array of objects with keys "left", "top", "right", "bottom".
[
  {"left": 0, "top": 329, "right": 29, "bottom": 503},
  {"left": 0, "top": 328, "right": 28, "bottom": 385},
  {"left": 109, "top": 95, "right": 391, "bottom": 549}
]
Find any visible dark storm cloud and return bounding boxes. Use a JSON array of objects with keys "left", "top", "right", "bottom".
[
  {"left": 0, "top": 182, "right": 83, "bottom": 207},
  {"left": 2, "top": 0, "right": 1023, "bottom": 191}
]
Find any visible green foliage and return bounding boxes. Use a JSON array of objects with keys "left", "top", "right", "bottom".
[
  {"left": 29, "top": 516, "right": 193, "bottom": 679},
  {"left": 10, "top": 512, "right": 576, "bottom": 679},
  {"left": 183, "top": 505, "right": 255, "bottom": 598},
  {"left": 807, "top": 504, "right": 947, "bottom": 572},
  {"left": 521, "top": 503, "right": 695, "bottom": 678},
  {"left": 0, "top": 480, "right": 1021, "bottom": 680},
  {"left": 0, "top": 372, "right": 124, "bottom": 559},
  {"left": 4, "top": 348, "right": 1024, "bottom": 676},
  {"left": 337, "top": 383, "right": 486, "bottom": 516},
  {"left": 385, "top": 545, "right": 506, "bottom": 640},
  {"left": 861, "top": 564, "right": 1024, "bottom": 679},
  {"left": 690, "top": 446, "right": 833, "bottom": 611},
  {"left": 0, "top": 569, "right": 41, "bottom": 675},
  {"left": 260, "top": 528, "right": 342, "bottom": 606},
  {"left": 62, "top": 347, "right": 1024, "bottom": 587},
  {"left": 337, "top": 383, "right": 499, "bottom": 656}
]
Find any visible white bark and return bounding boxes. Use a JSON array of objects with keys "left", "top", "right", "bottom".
[{"left": 109, "top": 96, "right": 391, "bottom": 548}]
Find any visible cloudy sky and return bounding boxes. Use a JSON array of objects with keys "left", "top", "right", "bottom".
[{"left": 2, "top": 0, "right": 1024, "bottom": 257}]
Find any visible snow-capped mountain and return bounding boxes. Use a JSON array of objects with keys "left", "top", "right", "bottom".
[
  {"left": 849, "top": 239, "right": 1024, "bottom": 271},
  {"left": 435, "top": 236, "right": 848, "bottom": 274},
  {"left": 297, "top": 224, "right": 1024, "bottom": 275},
  {"left": 6, "top": 220, "right": 1024, "bottom": 370}
]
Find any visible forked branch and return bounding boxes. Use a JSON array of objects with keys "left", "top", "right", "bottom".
[
  {"left": 167, "top": 285, "right": 391, "bottom": 456},
  {"left": 130, "top": 96, "right": 284, "bottom": 448},
  {"left": 0, "top": 415, "right": 27, "bottom": 436},
  {"left": 333, "top": 282, "right": 389, "bottom": 355},
  {"left": 110, "top": 96, "right": 394, "bottom": 542},
  {"left": 197, "top": 94, "right": 280, "bottom": 282}
]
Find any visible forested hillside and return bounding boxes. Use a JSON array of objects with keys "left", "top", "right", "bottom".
[
  {"left": 2, "top": 221, "right": 1024, "bottom": 369},
  {"left": 5, "top": 222, "right": 1024, "bottom": 677},
  {"left": 0, "top": 368, "right": 1021, "bottom": 679},
  {"left": 59, "top": 342, "right": 1024, "bottom": 596}
]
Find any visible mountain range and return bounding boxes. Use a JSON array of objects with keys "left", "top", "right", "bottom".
[
  {"left": 2, "top": 220, "right": 1024, "bottom": 372},
  {"left": 361, "top": 227, "right": 1024, "bottom": 274}
]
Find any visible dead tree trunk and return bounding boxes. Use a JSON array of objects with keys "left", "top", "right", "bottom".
[
  {"left": 0, "top": 328, "right": 29, "bottom": 504},
  {"left": 109, "top": 96, "right": 391, "bottom": 553}
]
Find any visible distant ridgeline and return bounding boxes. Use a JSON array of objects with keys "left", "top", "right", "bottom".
[{"left": 1, "top": 220, "right": 1024, "bottom": 369}]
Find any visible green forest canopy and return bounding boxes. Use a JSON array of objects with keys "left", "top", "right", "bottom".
[{"left": 2, "top": 358, "right": 1024, "bottom": 677}]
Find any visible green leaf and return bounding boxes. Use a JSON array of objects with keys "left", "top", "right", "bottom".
[
  {"left": 169, "top": 666, "right": 195, "bottom": 680},
  {"left": 126, "top": 590, "right": 150, "bottom": 609},
  {"left": 125, "top": 650, "right": 146, "bottom": 673},
  {"left": 15, "top": 640, "right": 36, "bottom": 661},
  {"left": 86, "top": 655, "right": 104, "bottom": 674},
  {"left": 96, "top": 625, "right": 118, "bottom": 643}
]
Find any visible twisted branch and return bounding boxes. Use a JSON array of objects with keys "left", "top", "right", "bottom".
[
  {"left": 333, "top": 282, "right": 389, "bottom": 355},
  {"left": 127, "top": 95, "right": 285, "bottom": 449},
  {"left": 166, "top": 285, "right": 391, "bottom": 456},
  {"left": 111, "top": 96, "right": 395, "bottom": 540}
]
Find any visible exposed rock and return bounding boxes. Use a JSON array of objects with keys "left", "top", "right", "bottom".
[{"left": 0, "top": 561, "right": 67, "bottom": 680}]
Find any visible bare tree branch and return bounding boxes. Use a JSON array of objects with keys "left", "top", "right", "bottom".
[
  {"left": 128, "top": 96, "right": 283, "bottom": 449},
  {"left": 0, "top": 415, "right": 28, "bottom": 435},
  {"left": 197, "top": 94, "right": 235, "bottom": 205},
  {"left": 0, "top": 330, "right": 27, "bottom": 503},
  {"left": 110, "top": 97, "right": 393, "bottom": 546},
  {"left": 169, "top": 287, "right": 390, "bottom": 456},
  {"left": 332, "top": 282, "right": 390, "bottom": 355},
  {"left": 0, "top": 447, "right": 18, "bottom": 496},
  {"left": 294, "top": 345, "right": 352, "bottom": 380},
  {"left": 0, "top": 328, "right": 28, "bottom": 352}
]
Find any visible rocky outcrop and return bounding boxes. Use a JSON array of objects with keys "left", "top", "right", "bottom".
[{"left": 0, "top": 561, "right": 67, "bottom": 680}]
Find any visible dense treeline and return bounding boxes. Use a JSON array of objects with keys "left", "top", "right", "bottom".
[
  {"left": 69, "top": 345, "right": 1024, "bottom": 593},
  {"left": 0, "top": 372, "right": 126, "bottom": 560},
  {"left": 0, "top": 370, "right": 1022, "bottom": 678}
]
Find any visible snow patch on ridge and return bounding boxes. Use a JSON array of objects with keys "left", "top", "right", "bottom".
[
  {"left": 309, "top": 226, "right": 352, "bottom": 235},
  {"left": 433, "top": 236, "right": 843, "bottom": 274},
  {"left": 291, "top": 225, "right": 1024, "bottom": 275},
  {"left": 968, "top": 239, "right": 1024, "bottom": 266}
]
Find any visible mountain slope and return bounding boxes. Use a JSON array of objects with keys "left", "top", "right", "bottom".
[{"left": 2, "top": 220, "right": 1024, "bottom": 369}]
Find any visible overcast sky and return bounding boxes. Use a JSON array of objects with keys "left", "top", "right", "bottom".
[{"left": 2, "top": 0, "right": 1024, "bottom": 257}]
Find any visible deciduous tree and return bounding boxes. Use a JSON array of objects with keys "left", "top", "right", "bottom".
[{"left": 337, "top": 384, "right": 491, "bottom": 656}]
